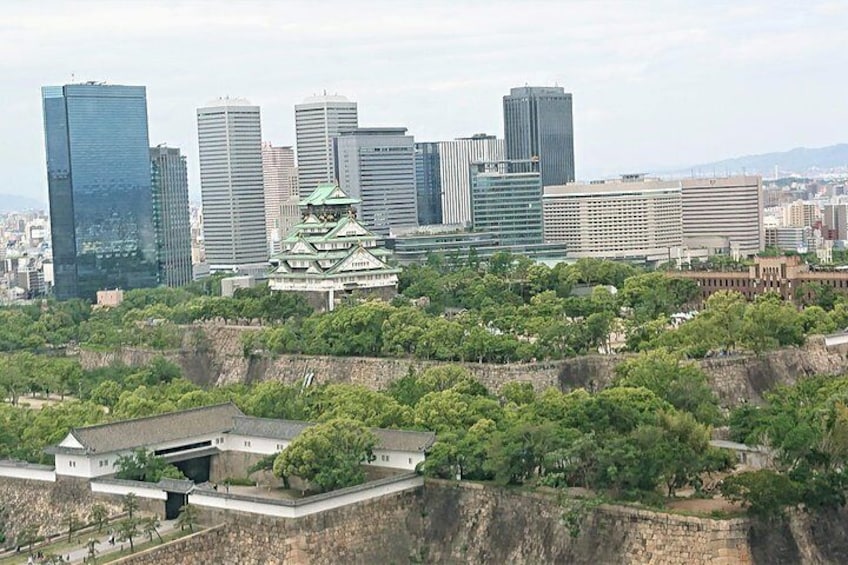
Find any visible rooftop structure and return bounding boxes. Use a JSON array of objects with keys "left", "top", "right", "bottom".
[{"left": 268, "top": 183, "right": 400, "bottom": 311}]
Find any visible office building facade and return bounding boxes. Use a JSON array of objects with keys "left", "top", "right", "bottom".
[
  {"left": 150, "top": 144, "right": 192, "bottom": 287},
  {"left": 503, "top": 86, "right": 575, "bottom": 186},
  {"left": 414, "top": 142, "right": 443, "bottom": 226},
  {"left": 439, "top": 134, "right": 503, "bottom": 225},
  {"left": 196, "top": 99, "right": 267, "bottom": 273},
  {"left": 336, "top": 127, "right": 418, "bottom": 235},
  {"left": 543, "top": 175, "right": 683, "bottom": 262},
  {"left": 680, "top": 175, "right": 764, "bottom": 257},
  {"left": 470, "top": 160, "right": 543, "bottom": 246},
  {"left": 294, "top": 95, "right": 358, "bottom": 193},
  {"left": 261, "top": 143, "right": 298, "bottom": 254},
  {"left": 824, "top": 204, "right": 848, "bottom": 240},
  {"left": 42, "top": 83, "right": 158, "bottom": 300}
]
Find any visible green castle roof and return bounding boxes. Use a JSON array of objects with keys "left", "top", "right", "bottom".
[{"left": 299, "top": 183, "right": 360, "bottom": 207}]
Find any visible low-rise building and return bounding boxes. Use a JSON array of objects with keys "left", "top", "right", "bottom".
[
  {"left": 47, "top": 403, "right": 436, "bottom": 481},
  {"left": 671, "top": 255, "right": 848, "bottom": 302}
]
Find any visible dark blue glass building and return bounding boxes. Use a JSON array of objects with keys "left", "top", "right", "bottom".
[
  {"left": 42, "top": 83, "right": 158, "bottom": 300},
  {"left": 414, "top": 142, "right": 443, "bottom": 226}
]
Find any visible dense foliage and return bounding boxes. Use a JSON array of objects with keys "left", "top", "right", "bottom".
[
  {"left": 727, "top": 374, "right": 848, "bottom": 517},
  {"left": 0, "top": 352, "right": 734, "bottom": 502},
  {"left": 2, "top": 254, "right": 844, "bottom": 366},
  {"left": 272, "top": 419, "right": 377, "bottom": 492},
  {"left": 114, "top": 449, "right": 185, "bottom": 483}
]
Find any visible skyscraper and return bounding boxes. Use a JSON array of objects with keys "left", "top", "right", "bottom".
[
  {"left": 336, "top": 128, "right": 418, "bottom": 235},
  {"left": 414, "top": 142, "right": 442, "bottom": 225},
  {"left": 150, "top": 144, "right": 192, "bottom": 287},
  {"left": 196, "top": 98, "right": 267, "bottom": 273},
  {"left": 261, "top": 143, "right": 298, "bottom": 254},
  {"left": 438, "top": 134, "right": 504, "bottom": 225},
  {"left": 503, "top": 86, "right": 575, "bottom": 186},
  {"left": 470, "top": 160, "right": 543, "bottom": 246},
  {"left": 294, "top": 94, "right": 358, "bottom": 193},
  {"left": 42, "top": 83, "right": 158, "bottom": 300}
]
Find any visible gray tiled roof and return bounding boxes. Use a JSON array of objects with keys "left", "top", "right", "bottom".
[
  {"left": 68, "top": 403, "right": 244, "bottom": 454},
  {"left": 230, "top": 416, "right": 311, "bottom": 441},
  {"left": 231, "top": 416, "right": 436, "bottom": 453},
  {"left": 372, "top": 428, "right": 436, "bottom": 453}
]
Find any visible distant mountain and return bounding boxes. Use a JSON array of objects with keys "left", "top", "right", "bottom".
[
  {"left": 673, "top": 143, "right": 848, "bottom": 177},
  {"left": 0, "top": 194, "right": 47, "bottom": 213}
]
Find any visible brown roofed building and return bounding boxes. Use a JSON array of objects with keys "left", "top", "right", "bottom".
[{"left": 670, "top": 255, "right": 848, "bottom": 303}]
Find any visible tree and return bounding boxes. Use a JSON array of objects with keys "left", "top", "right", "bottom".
[
  {"left": 63, "top": 510, "right": 84, "bottom": 542},
  {"left": 741, "top": 293, "right": 804, "bottom": 354},
  {"left": 176, "top": 504, "right": 199, "bottom": 533},
  {"left": 273, "top": 418, "right": 377, "bottom": 493},
  {"left": 116, "top": 517, "right": 140, "bottom": 552},
  {"left": 309, "top": 384, "right": 412, "bottom": 428},
  {"left": 122, "top": 493, "right": 139, "bottom": 520},
  {"left": 721, "top": 470, "right": 801, "bottom": 519},
  {"left": 614, "top": 349, "right": 720, "bottom": 424},
  {"left": 140, "top": 515, "right": 163, "bottom": 543},
  {"left": 114, "top": 449, "right": 185, "bottom": 483},
  {"left": 16, "top": 524, "right": 39, "bottom": 554},
  {"left": 89, "top": 503, "right": 109, "bottom": 533}
]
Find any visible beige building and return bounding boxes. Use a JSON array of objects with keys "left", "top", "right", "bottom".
[
  {"left": 543, "top": 175, "right": 683, "bottom": 262},
  {"left": 680, "top": 176, "right": 763, "bottom": 257},
  {"left": 783, "top": 199, "right": 819, "bottom": 228},
  {"left": 261, "top": 143, "right": 298, "bottom": 255}
]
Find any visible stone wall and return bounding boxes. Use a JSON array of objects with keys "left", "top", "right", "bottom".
[
  {"left": 16, "top": 478, "right": 848, "bottom": 564},
  {"left": 0, "top": 477, "right": 122, "bottom": 549},
  {"left": 97, "top": 480, "right": 848, "bottom": 565},
  {"left": 420, "top": 481, "right": 752, "bottom": 565},
  {"left": 113, "top": 489, "right": 425, "bottom": 565},
  {"left": 78, "top": 324, "right": 848, "bottom": 408}
]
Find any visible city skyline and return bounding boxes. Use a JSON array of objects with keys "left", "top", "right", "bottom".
[{"left": 2, "top": 1, "right": 847, "bottom": 204}]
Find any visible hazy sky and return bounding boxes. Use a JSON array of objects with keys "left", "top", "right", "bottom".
[{"left": 2, "top": 0, "right": 847, "bottom": 203}]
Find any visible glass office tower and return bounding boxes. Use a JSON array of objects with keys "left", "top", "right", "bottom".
[
  {"left": 470, "top": 159, "right": 543, "bottom": 246},
  {"left": 42, "top": 83, "right": 158, "bottom": 300},
  {"left": 503, "top": 86, "right": 575, "bottom": 186}
]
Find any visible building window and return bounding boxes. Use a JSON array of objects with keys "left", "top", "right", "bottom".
[
  {"left": 381, "top": 454, "right": 390, "bottom": 462},
  {"left": 409, "top": 458, "right": 413, "bottom": 465},
  {"left": 69, "top": 460, "right": 76, "bottom": 468},
  {"left": 244, "top": 440, "right": 251, "bottom": 448}
]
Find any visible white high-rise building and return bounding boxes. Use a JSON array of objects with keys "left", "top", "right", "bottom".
[
  {"left": 438, "top": 134, "right": 504, "bottom": 225},
  {"left": 261, "top": 143, "right": 297, "bottom": 255},
  {"left": 681, "top": 176, "right": 764, "bottom": 257},
  {"left": 294, "top": 94, "right": 358, "bottom": 195},
  {"left": 196, "top": 98, "right": 267, "bottom": 274}
]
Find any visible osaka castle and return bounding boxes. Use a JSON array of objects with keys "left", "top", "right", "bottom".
[{"left": 268, "top": 183, "right": 401, "bottom": 311}]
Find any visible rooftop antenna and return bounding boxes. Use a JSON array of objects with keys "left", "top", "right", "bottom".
[{"left": 71, "top": 72, "right": 75, "bottom": 83}]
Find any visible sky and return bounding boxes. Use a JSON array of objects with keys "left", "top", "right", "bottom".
[{"left": 1, "top": 0, "right": 847, "bottom": 203}]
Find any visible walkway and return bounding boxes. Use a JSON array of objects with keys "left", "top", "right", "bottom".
[{"left": 39, "top": 519, "right": 179, "bottom": 564}]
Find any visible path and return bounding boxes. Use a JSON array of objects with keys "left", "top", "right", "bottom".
[{"left": 57, "top": 519, "right": 179, "bottom": 564}]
